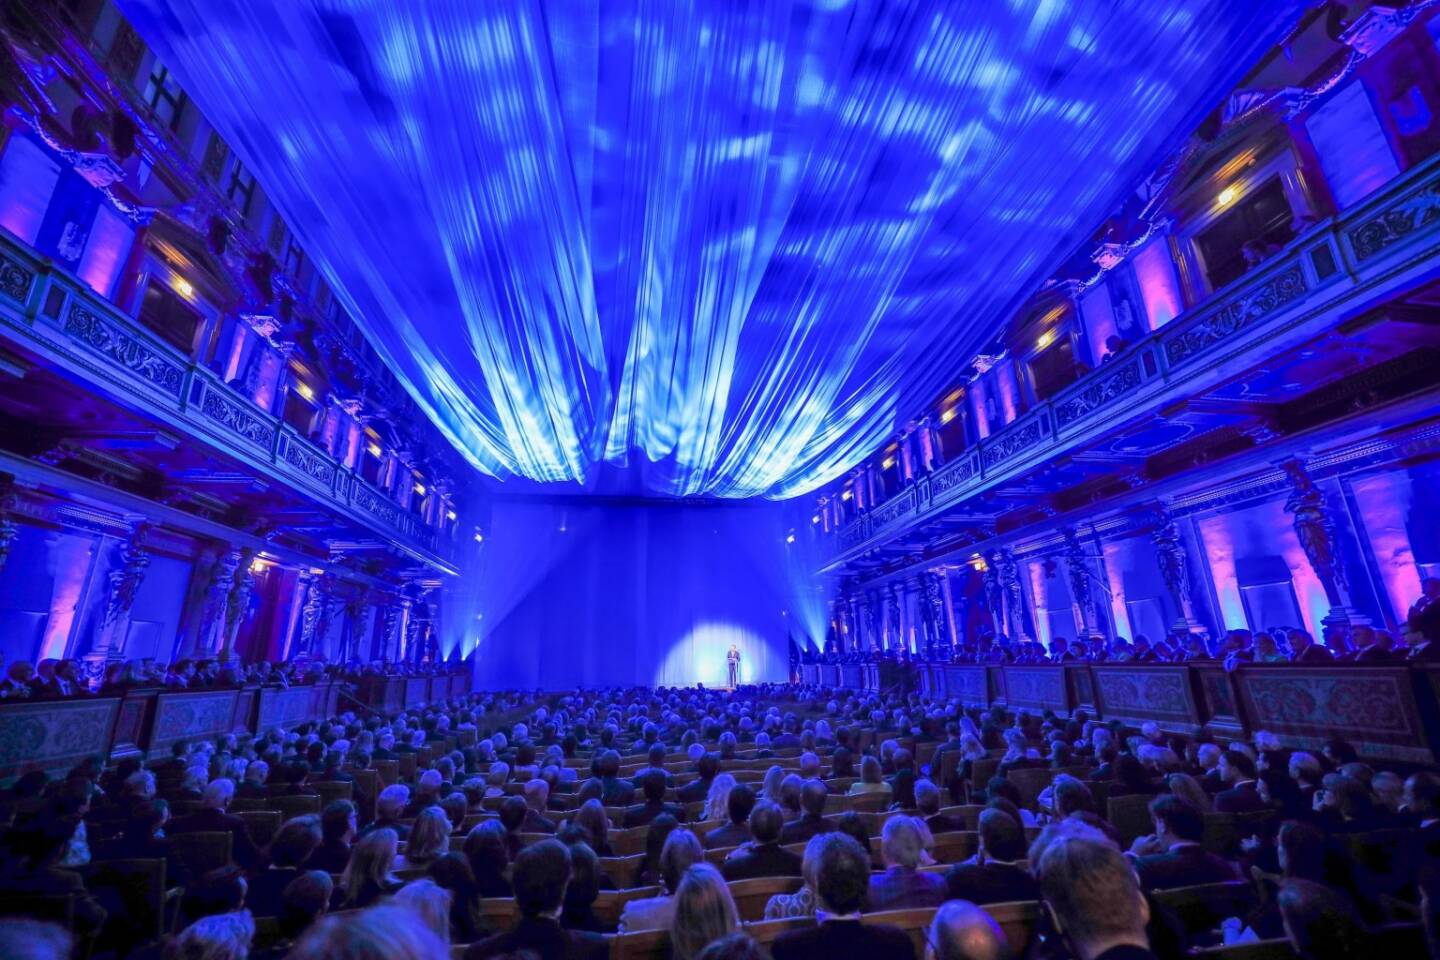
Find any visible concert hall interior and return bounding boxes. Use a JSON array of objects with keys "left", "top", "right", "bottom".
[{"left": 3, "top": 1, "right": 1440, "bottom": 959}]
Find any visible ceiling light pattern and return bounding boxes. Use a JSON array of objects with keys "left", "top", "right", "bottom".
[{"left": 117, "top": 0, "right": 1303, "bottom": 497}]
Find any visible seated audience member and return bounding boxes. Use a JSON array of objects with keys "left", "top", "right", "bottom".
[
  {"left": 170, "top": 777, "right": 259, "bottom": 868},
  {"left": 465, "top": 839, "right": 608, "bottom": 960},
  {"left": 339, "top": 827, "right": 403, "bottom": 908},
  {"left": 0, "top": 817, "right": 107, "bottom": 936},
  {"left": 1035, "top": 824, "right": 1157, "bottom": 960},
  {"left": 396, "top": 806, "right": 450, "bottom": 871},
  {"left": 721, "top": 800, "right": 803, "bottom": 881},
  {"left": 780, "top": 778, "right": 837, "bottom": 844},
  {"left": 365, "top": 785, "right": 413, "bottom": 839},
  {"left": 251, "top": 870, "right": 332, "bottom": 960},
  {"left": 671, "top": 863, "right": 741, "bottom": 960},
  {"left": 169, "top": 910, "right": 255, "bottom": 960},
  {"left": 771, "top": 833, "right": 914, "bottom": 960},
  {"left": 916, "top": 779, "right": 965, "bottom": 833},
  {"left": 928, "top": 899, "right": 1013, "bottom": 960},
  {"left": 1229, "top": 820, "right": 1329, "bottom": 941},
  {"left": 619, "top": 827, "right": 704, "bottom": 932},
  {"left": 869, "top": 815, "right": 948, "bottom": 910},
  {"left": 640, "top": 814, "right": 682, "bottom": 886},
  {"left": 1277, "top": 879, "right": 1370, "bottom": 960},
  {"left": 1311, "top": 774, "right": 1380, "bottom": 833},
  {"left": 1213, "top": 750, "right": 1264, "bottom": 814},
  {"left": 498, "top": 795, "right": 528, "bottom": 858},
  {"left": 625, "top": 769, "right": 683, "bottom": 827},
  {"left": 288, "top": 903, "right": 448, "bottom": 960},
  {"left": 428, "top": 852, "right": 484, "bottom": 943},
  {"left": 677, "top": 753, "right": 721, "bottom": 804},
  {"left": 705, "top": 783, "right": 756, "bottom": 850},
  {"left": 523, "top": 779, "right": 557, "bottom": 833},
  {"left": 176, "top": 865, "right": 248, "bottom": 929},
  {"left": 559, "top": 838, "right": 607, "bottom": 933},
  {"left": 463, "top": 820, "right": 512, "bottom": 898},
  {"left": 248, "top": 814, "right": 323, "bottom": 917},
  {"left": 393, "top": 877, "right": 453, "bottom": 946},
  {"left": 764, "top": 831, "right": 851, "bottom": 921},
  {"left": 888, "top": 748, "right": 917, "bottom": 809},
  {"left": 945, "top": 808, "right": 1038, "bottom": 905},
  {"left": 583, "top": 750, "right": 636, "bottom": 806},
  {"left": 111, "top": 798, "right": 173, "bottom": 862},
  {"left": 1129, "top": 795, "right": 1237, "bottom": 890},
  {"left": 570, "top": 798, "right": 614, "bottom": 857},
  {"left": 695, "top": 933, "right": 767, "bottom": 960},
  {"left": 848, "top": 755, "right": 894, "bottom": 800},
  {"left": 833, "top": 810, "right": 873, "bottom": 857},
  {"left": 309, "top": 800, "right": 357, "bottom": 874}
]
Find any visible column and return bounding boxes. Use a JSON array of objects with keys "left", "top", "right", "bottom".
[
  {"left": 861, "top": 591, "right": 879, "bottom": 651},
  {"left": 0, "top": 476, "right": 18, "bottom": 574},
  {"left": 885, "top": 582, "right": 902, "bottom": 650},
  {"left": 1282, "top": 460, "right": 1370, "bottom": 629},
  {"left": 197, "top": 548, "right": 241, "bottom": 658},
  {"left": 83, "top": 523, "right": 152, "bottom": 682},
  {"left": 219, "top": 547, "right": 256, "bottom": 661},
  {"left": 981, "top": 552, "right": 1007, "bottom": 638},
  {"left": 996, "top": 548, "right": 1032, "bottom": 642},
  {"left": 1150, "top": 506, "right": 1205, "bottom": 634},
  {"left": 1061, "top": 527, "right": 1094, "bottom": 639}
]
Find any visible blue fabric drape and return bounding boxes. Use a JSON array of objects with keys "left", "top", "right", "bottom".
[{"left": 118, "top": 0, "right": 1305, "bottom": 497}]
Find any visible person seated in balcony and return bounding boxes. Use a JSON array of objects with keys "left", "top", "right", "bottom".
[
  {"left": 1286, "top": 629, "right": 1333, "bottom": 662},
  {"left": 1100, "top": 334, "right": 1130, "bottom": 364},
  {"left": 0, "top": 660, "right": 36, "bottom": 699}
]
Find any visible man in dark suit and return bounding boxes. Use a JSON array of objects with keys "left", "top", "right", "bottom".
[
  {"left": 721, "top": 802, "right": 803, "bottom": 881},
  {"left": 1131, "top": 796, "right": 1238, "bottom": 890},
  {"left": 168, "top": 778, "right": 259, "bottom": 868},
  {"left": 0, "top": 817, "right": 108, "bottom": 935},
  {"left": 629, "top": 744, "right": 674, "bottom": 789},
  {"left": 1036, "top": 832, "right": 1158, "bottom": 960},
  {"left": 580, "top": 750, "right": 634, "bottom": 807},
  {"left": 245, "top": 815, "right": 322, "bottom": 919},
  {"left": 704, "top": 784, "right": 756, "bottom": 849},
  {"left": 1213, "top": 750, "right": 1265, "bottom": 814},
  {"left": 780, "top": 779, "right": 837, "bottom": 845},
  {"left": 771, "top": 833, "right": 914, "bottom": 960},
  {"left": 946, "top": 809, "right": 1039, "bottom": 905},
  {"left": 1287, "top": 629, "right": 1333, "bottom": 662},
  {"left": 624, "top": 770, "right": 683, "bottom": 828},
  {"left": 466, "top": 839, "right": 608, "bottom": 960},
  {"left": 915, "top": 779, "right": 966, "bottom": 834},
  {"left": 521, "top": 779, "right": 557, "bottom": 833},
  {"left": 676, "top": 753, "right": 720, "bottom": 804}
]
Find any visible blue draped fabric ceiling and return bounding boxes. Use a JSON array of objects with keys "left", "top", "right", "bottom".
[{"left": 118, "top": 0, "right": 1304, "bottom": 498}]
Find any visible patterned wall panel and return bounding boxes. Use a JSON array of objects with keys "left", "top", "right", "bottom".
[
  {"left": 257, "top": 686, "right": 321, "bottom": 731},
  {"left": 149, "top": 690, "right": 240, "bottom": 758},
  {"left": 1003, "top": 667, "right": 1069, "bottom": 712},
  {"left": 1233, "top": 665, "right": 1430, "bottom": 763},
  {"left": 1092, "top": 666, "right": 1199, "bottom": 728},
  {"left": 941, "top": 665, "right": 988, "bottom": 705},
  {"left": 0, "top": 697, "right": 122, "bottom": 780}
]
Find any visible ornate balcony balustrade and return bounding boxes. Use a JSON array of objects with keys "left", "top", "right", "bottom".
[
  {"left": 828, "top": 151, "right": 1440, "bottom": 564},
  {"left": 0, "top": 231, "right": 446, "bottom": 563}
]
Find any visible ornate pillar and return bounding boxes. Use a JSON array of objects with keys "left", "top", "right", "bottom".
[
  {"left": 293, "top": 571, "right": 324, "bottom": 657},
  {"left": 981, "top": 552, "right": 1007, "bottom": 638},
  {"left": 0, "top": 476, "right": 19, "bottom": 574},
  {"left": 861, "top": 590, "right": 879, "bottom": 651},
  {"left": 219, "top": 547, "right": 256, "bottom": 661},
  {"left": 1062, "top": 527, "right": 1094, "bottom": 639},
  {"left": 996, "top": 549, "right": 1032, "bottom": 642},
  {"left": 1282, "top": 460, "right": 1369, "bottom": 628},
  {"left": 385, "top": 593, "right": 413, "bottom": 661},
  {"left": 885, "top": 582, "right": 902, "bottom": 650},
  {"left": 84, "top": 523, "right": 151, "bottom": 682},
  {"left": 198, "top": 549, "right": 242, "bottom": 657},
  {"left": 1150, "top": 506, "right": 1205, "bottom": 634}
]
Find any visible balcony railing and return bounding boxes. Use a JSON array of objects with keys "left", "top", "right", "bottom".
[
  {"left": 831, "top": 150, "right": 1440, "bottom": 559},
  {"left": 0, "top": 230, "right": 448, "bottom": 564}
]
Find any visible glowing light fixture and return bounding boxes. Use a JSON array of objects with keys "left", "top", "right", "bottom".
[
  {"left": 785, "top": 532, "right": 796, "bottom": 544},
  {"left": 969, "top": 554, "right": 987, "bottom": 572},
  {"left": 811, "top": 514, "right": 820, "bottom": 524},
  {"left": 117, "top": 0, "right": 1305, "bottom": 497},
  {"left": 473, "top": 529, "right": 484, "bottom": 543},
  {"left": 173, "top": 277, "right": 193, "bottom": 297},
  {"left": 1036, "top": 328, "right": 1057, "bottom": 351},
  {"left": 367, "top": 442, "right": 383, "bottom": 458},
  {"left": 841, "top": 490, "right": 853, "bottom": 501},
  {"left": 881, "top": 456, "right": 897, "bottom": 470},
  {"left": 413, "top": 482, "right": 426, "bottom": 496},
  {"left": 446, "top": 509, "right": 458, "bottom": 521},
  {"left": 939, "top": 406, "right": 958, "bottom": 425},
  {"left": 295, "top": 381, "right": 315, "bottom": 401},
  {"left": 1217, "top": 184, "right": 1239, "bottom": 206}
]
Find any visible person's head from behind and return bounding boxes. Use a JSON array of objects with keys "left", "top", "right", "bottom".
[
  {"left": 270, "top": 814, "right": 322, "bottom": 869},
  {"left": 512, "top": 838, "right": 571, "bottom": 918},
  {"left": 321, "top": 800, "right": 357, "bottom": 846},
  {"left": 1035, "top": 830, "right": 1149, "bottom": 958},
  {"left": 1277, "top": 820, "right": 1326, "bottom": 881},
  {"left": 181, "top": 865, "right": 248, "bottom": 921},
  {"left": 1405, "top": 770, "right": 1440, "bottom": 819},
  {"left": 393, "top": 878, "right": 453, "bottom": 945},
  {"left": 1278, "top": 878, "right": 1369, "bottom": 960},
  {"left": 693, "top": 933, "right": 765, "bottom": 960},
  {"left": 641, "top": 769, "right": 667, "bottom": 804},
  {"left": 880, "top": 815, "right": 926, "bottom": 870},
  {"left": 407, "top": 807, "right": 451, "bottom": 863},
  {"left": 747, "top": 800, "right": 784, "bottom": 847},
  {"left": 672, "top": 863, "right": 739, "bottom": 960},
  {"left": 499, "top": 795, "right": 527, "bottom": 832},
  {"left": 170, "top": 911, "right": 254, "bottom": 960},
  {"left": 659, "top": 825, "right": 705, "bottom": 894},
  {"left": 977, "top": 808, "right": 1025, "bottom": 863},
  {"left": 463, "top": 819, "right": 509, "bottom": 878},
  {"left": 814, "top": 832, "right": 872, "bottom": 915},
  {"left": 1149, "top": 795, "right": 1204, "bottom": 846},
  {"left": 860, "top": 754, "right": 883, "bottom": 784},
  {"left": 277, "top": 871, "right": 333, "bottom": 941},
  {"left": 914, "top": 778, "right": 943, "bottom": 816},
  {"left": 287, "top": 904, "right": 447, "bottom": 960},
  {"left": 727, "top": 783, "right": 756, "bottom": 827},
  {"left": 834, "top": 811, "right": 871, "bottom": 855},
  {"left": 927, "top": 899, "right": 1013, "bottom": 960},
  {"left": 342, "top": 829, "right": 398, "bottom": 901},
  {"left": 377, "top": 784, "right": 409, "bottom": 820}
]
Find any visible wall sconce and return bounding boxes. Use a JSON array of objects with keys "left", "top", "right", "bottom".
[
  {"left": 174, "top": 278, "right": 194, "bottom": 297},
  {"left": 1217, "top": 184, "right": 1238, "bottom": 206},
  {"left": 446, "top": 509, "right": 457, "bottom": 521},
  {"left": 1035, "top": 328, "right": 1057, "bottom": 350},
  {"left": 295, "top": 382, "right": 315, "bottom": 401},
  {"left": 367, "top": 442, "right": 383, "bottom": 458},
  {"left": 939, "top": 406, "right": 957, "bottom": 425},
  {"left": 413, "top": 482, "right": 426, "bottom": 496}
]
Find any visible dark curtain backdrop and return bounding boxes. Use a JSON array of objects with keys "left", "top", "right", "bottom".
[{"left": 466, "top": 498, "right": 809, "bottom": 689}]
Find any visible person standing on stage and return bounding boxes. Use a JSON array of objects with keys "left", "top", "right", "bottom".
[{"left": 726, "top": 645, "right": 741, "bottom": 689}]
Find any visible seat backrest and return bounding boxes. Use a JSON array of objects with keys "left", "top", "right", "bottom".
[
  {"left": 272, "top": 793, "right": 321, "bottom": 820},
  {"left": 171, "top": 830, "right": 234, "bottom": 876},
  {"left": 611, "top": 927, "right": 668, "bottom": 960},
  {"left": 984, "top": 900, "right": 1043, "bottom": 955},
  {"left": 373, "top": 759, "right": 400, "bottom": 788},
  {"left": 1152, "top": 881, "right": 1257, "bottom": 938},
  {"left": 970, "top": 757, "right": 1000, "bottom": 794},
  {"left": 862, "top": 906, "right": 939, "bottom": 959},
  {"left": 704, "top": 844, "right": 739, "bottom": 866},
  {"left": 849, "top": 791, "right": 890, "bottom": 813},
  {"left": 236, "top": 810, "right": 282, "bottom": 848},
  {"left": 313, "top": 780, "right": 354, "bottom": 807},
  {"left": 727, "top": 876, "right": 804, "bottom": 921},
  {"left": 938, "top": 805, "right": 983, "bottom": 830},
  {"left": 593, "top": 886, "right": 664, "bottom": 928},
  {"left": 397, "top": 754, "right": 418, "bottom": 782},
  {"left": 1191, "top": 937, "right": 1300, "bottom": 959},
  {"left": 599, "top": 853, "right": 648, "bottom": 890},
  {"left": 935, "top": 751, "right": 962, "bottom": 789},
  {"left": 1006, "top": 767, "right": 1054, "bottom": 810},
  {"left": 77, "top": 857, "right": 167, "bottom": 942},
  {"left": 1106, "top": 793, "right": 1155, "bottom": 847},
  {"left": 930, "top": 830, "right": 979, "bottom": 865},
  {"left": 610, "top": 825, "right": 649, "bottom": 857},
  {"left": 477, "top": 897, "right": 518, "bottom": 931}
]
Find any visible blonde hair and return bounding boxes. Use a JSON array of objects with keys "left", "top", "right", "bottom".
[
  {"left": 341, "top": 828, "right": 398, "bottom": 905},
  {"left": 703, "top": 774, "right": 737, "bottom": 822},
  {"left": 405, "top": 807, "right": 451, "bottom": 866},
  {"left": 393, "top": 878, "right": 453, "bottom": 946},
  {"left": 761, "top": 765, "right": 786, "bottom": 804},
  {"left": 288, "top": 904, "right": 447, "bottom": 960},
  {"left": 671, "top": 863, "right": 739, "bottom": 960}
]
